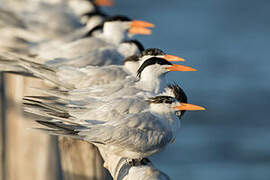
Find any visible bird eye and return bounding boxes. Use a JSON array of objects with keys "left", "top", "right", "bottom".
[
  {"left": 163, "top": 97, "right": 175, "bottom": 104},
  {"left": 157, "top": 60, "right": 162, "bottom": 64},
  {"left": 164, "top": 99, "right": 170, "bottom": 103},
  {"left": 175, "top": 111, "right": 182, "bottom": 119}
]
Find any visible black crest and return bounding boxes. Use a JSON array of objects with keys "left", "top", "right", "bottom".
[
  {"left": 137, "top": 57, "right": 171, "bottom": 79},
  {"left": 104, "top": 15, "right": 131, "bottom": 22},
  {"left": 123, "top": 55, "right": 140, "bottom": 64},
  {"left": 168, "top": 83, "right": 188, "bottom": 118},
  {"left": 80, "top": 11, "right": 108, "bottom": 19},
  {"left": 167, "top": 84, "right": 187, "bottom": 103},
  {"left": 140, "top": 48, "right": 165, "bottom": 57},
  {"left": 83, "top": 24, "right": 104, "bottom": 38},
  {"left": 147, "top": 96, "right": 176, "bottom": 104}
]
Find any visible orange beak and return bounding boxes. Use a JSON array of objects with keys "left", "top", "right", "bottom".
[
  {"left": 129, "top": 27, "right": 152, "bottom": 35},
  {"left": 130, "top": 20, "right": 155, "bottom": 28},
  {"left": 164, "top": 54, "right": 185, "bottom": 62},
  {"left": 94, "top": 0, "right": 114, "bottom": 6},
  {"left": 129, "top": 20, "right": 155, "bottom": 35},
  {"left": 166, "top": 64, "right": 197, "bottom": 71},
  {"left": 174, "top": 103, "right": 206, "bottom": 111}
]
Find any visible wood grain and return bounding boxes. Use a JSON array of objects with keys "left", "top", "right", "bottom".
[{"left": 4, "top": 74, "right": 60, "bottom": 180}]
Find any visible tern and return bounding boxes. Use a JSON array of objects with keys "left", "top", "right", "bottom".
[
  {"left": 44, "top": 39, "right": 144, "bottom": 67},
  {"left": 0, "top": 0, "right": 114, "bottom": 54},
  {"left": 23, "top": 84, "right": 205, "bottom": 161},
  {"left": 35, "top": 15, "right": 154, "bottom": 61},
  {"left": 23, "top": 56, "right": 196, "bottom": 113},
  {"left": 123, "top": 48, "right": 185, "bottom": 75},
  {"left": 29, "top": 0, "right": 115, "bottom": 57},
  {"left": 47, "top": 57, "right": 196, "bottom": 101},
  {"left": 0, "top": 48, "right": 186, "bottom": 89}
]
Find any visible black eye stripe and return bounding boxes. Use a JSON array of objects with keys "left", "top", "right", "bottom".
[
  {"left": 137, "top": 57, "right": 171, "bottom": 78},
  {"left": 140, "top": 48, "right": 165, "bottom": 57}
]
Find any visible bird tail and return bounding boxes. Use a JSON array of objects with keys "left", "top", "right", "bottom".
[
  {"left": 33, "top": 121, "right": 82, "bottom": 139},
  {"left": 0, "top": 52, "right": 74, "bottom": 89},
  {"left": 23, "top": 96, "right": 88, "bottom": 139},
  {"left": 23, "top": 96, "right": 76, "bottom": 123}
]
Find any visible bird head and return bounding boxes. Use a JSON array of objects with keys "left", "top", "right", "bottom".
[
  {"left": 124, "top": 49, "right": 186, "bottom": 75},
  {"left": 136, "top": 57, "right": 196, "bottom": 80},
  {"left": 103, "top": 15, "right": 154, "bottom": 43},
  {"left": 148, "top": 84, "right": 205, "bottom": 119}
]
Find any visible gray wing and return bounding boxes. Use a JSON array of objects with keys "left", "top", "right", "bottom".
[
  {"left": 71, "top": 65, "right": 129, "bottom": 88},
  {"left": 79, "top": 113, "right": 173, "bottom": 152},
  {"left": 46, "top": 45, "right": 122, "bottom": 68},
  {"left": 31, "top": 27, "right": 89, "bottom": 55},
  {"left": 0, "top": 52, "right": 74, "bottom": 89},
  {"left": 31, "top": 111, "right": 172, "bottom": 153},
  {"left": 67, "top": 96, "right": 149, "bottom": 120},
  {"left": 39, "top": 37, "right": 108, "bottom": 60},
  {"left": 70, "top": 46, "right": 123, "bottom": 67},
  {"left": 64, "top": 79, "right": 135, "bottom": 99},
  {"left": 23, "top": 95, "right": 149, "bottom": 122},
  {"left": 23, "top": 94, "right": 172, "bottom": 152}
]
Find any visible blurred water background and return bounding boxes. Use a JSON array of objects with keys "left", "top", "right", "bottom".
[
  {"left": 104, "top": 0, "right": 270, "bottom": 179},
  {"left": 0, "top": 0, "right": 269, "bottom": 179}
]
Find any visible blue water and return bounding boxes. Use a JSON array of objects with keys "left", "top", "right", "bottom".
[{"left": 104, "top": 0, "right": 270, "bottom": 179}]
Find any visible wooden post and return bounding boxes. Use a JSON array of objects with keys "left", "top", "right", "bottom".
[
  {"left": 4, "top": 74, "right": 61, "bottom": 180},
  {"left": 0, "top": 73, "right": 5, "bottom": 180},
  {"left": 58, "top": 138, "right": 169, "bottom": 180},
  {"left": 58, "top": 137, "right": 111, "bottom": 180}
]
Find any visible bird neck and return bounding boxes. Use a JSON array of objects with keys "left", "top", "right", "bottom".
[
  {"left": 150, "top": 104, "right": 180, "bottom": 131},
  {"left": 137, "top": 74, "right": 167, "bottom": 94},
  {"left": 103, "top": 27, "right": 127, "bottom": 44},
  {"left": 84, "top": 16, "right": 104, "bottom": 30},
  {"left": 118, "top": 42, "right": 140, "bottom": 59},
  {"left": 123, "top": 61, "right": 139, "bottom": 75}
]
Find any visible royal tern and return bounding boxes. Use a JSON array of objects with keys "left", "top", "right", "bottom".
[
  {"left": 124, "top": 48, "right": 185, "bottom": 75},
  {"left": 59, "top": 57, "right": 196, "bottom": 100},
  {"left": 0, "top": 0, "right": 114, "bottom": 52},
  {"left": 0, "top": 53, "right": 193, "bottom": 95},
  {"left": 0, "top": 1, "right": 81, "bottom": 39},
  {"left": 27, "top": 84, "right": 189, "bottom": 121},
  {"left": 26, "top": 57, "right": 196, "bottom": 111},
  {"left": 45, "top": 39, "right": 144, "bottom": 67},
  {"left": 24, "top": 84, "right": 205, "bottom": 160},
  {"left": 0, "top": 50, "right": 187, "bottom": 91},
  {"left": 29, "top": 0, "right": 115, "bottom": 56},
  {"left": 49, "top": 48, "right": 184, "bottom": 87},
  {"left": 36, "top": 15, "right": 154, "bottom": 61}
]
